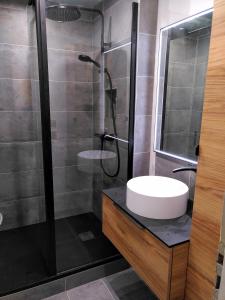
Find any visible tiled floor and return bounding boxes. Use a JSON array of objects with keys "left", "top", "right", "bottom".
[{"left": 43, "top": 269, "right": 158, "bottom": 300}]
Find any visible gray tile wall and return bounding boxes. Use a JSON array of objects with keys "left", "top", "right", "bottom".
[
  {"left": 0, "top": 1, "right": 100, "bottom": 230},
  {"left": 133, "top": 0, "right": 158, "bottom": 177},
  {"left": 0, "top": 2, "right": 45, "bottom": 231},
  {"left": 155, "top": 31, "right": 210, "bottom": 200},
  {"left": 46, "top": 8, "right": 96, "bottom": 220},
  {"left": 162, "top": 32, "right": 210, "bottom": 160},
  {"left": 92, "top": 0, "right": 134, "bottom": 219}
]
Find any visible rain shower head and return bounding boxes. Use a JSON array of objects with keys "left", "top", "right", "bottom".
[
  {"left": 46, "top": 3, "right": 81, "bottom": 22},
  {"left": 78, "top": 55, "right": 101, "bottom": 68}
]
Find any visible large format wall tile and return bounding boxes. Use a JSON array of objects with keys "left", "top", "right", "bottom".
[
  {"left": 192, "top": 87, "right": 204, "bottom": 111},
  {"left": 195, "top": 62, "right": 208, "bottom": 87},
  {"left": 0, "top": 142, "right": 40, "bottom": 172},
  {"left": 135, "top": 76, "right": 154, "bottom": 115},
  {"left": 0, "top": 7, "right": 30, "bottom": 46},
  {"left": 137, "top": 34, "right": 156, "bottom": 77},
  {"left": 0, "top": 170, "right": 41, "bottom": 201},
  {"left": 0, "top": 112, "right": 38, "bottom": 142},
  {"left": 169, "top": 37, "right": 197, "bottom": 64},
  {"left": 164, "top": 110, "right": 191, "bottom": 133},
  {"left": 168, "top": 62, "right": 194, "bottom": 88},
  {"left": 115, "top": 114, "right": 129, "bottom": 140},
  {"left": 133, "top": 152, "right": 150, "bottom": 177},
  {"left": 104, "top": 0, "right": 133, "bottom": 46},
  {"left": 166, "top": 86, "right": 192, "bottom": 110},
  {"left": 52, "top": 138, "right": 93, "bottom": 167},
  {"left": 105, "top": 45, "right": 131, "bottom": 79},
  {"left": 163, "top": 133, "right": 189, "bottom": 157},
  {"left": 134, "top": 115, "right": 151, "bottom": 153},
  {"left": 49, "top": 81, "right": 93, "bottom": 112},
  {"left": 51, "top": 112, "right": 93, "bottom": 140},
  {"left": 0, "top": 44, "right": 38, "bottom": 79},
  {"left": 196, "top": 35, "right": 210, "bottom": 63},
  {"left": 139, "top": 0, "right": 158, "bottom": 35},
  {"left": 0, "top": 79, "right": 39, "bottom": 111},
  {"left": 0, "top": 0, "right": 28, "bottom": 10},
  {"left": 48, "top": 49, "right": 93, "bottom": 82},
  {"left": 46, "top": 19, "right": 93, "bottom": 52},
  {"left": 0, "top": 196, "right": 44, "bottom": 231},
  {"left": 112, "top": 77, "right": 130, "bottom": 115},
  {"left": 53, "top": 166, "right": 93, "bottom": 194}
]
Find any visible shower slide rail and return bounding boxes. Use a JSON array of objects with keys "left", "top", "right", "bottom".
[{"left": 104, "top": 134, "right": 129, "bottom": 144}]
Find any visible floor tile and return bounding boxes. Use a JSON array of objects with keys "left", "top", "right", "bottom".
[
  {"left": 104, "top": 269, "right": 158, "bottom": 300},
  {"left": 42, "top": 292, "right": 69, "bottom": 300},
  {"left": 67, "top": 280, "right": 114, "bottom": 300}
]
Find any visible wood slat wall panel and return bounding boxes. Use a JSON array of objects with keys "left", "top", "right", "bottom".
[{"left": 185, "top": 0, "right": 225, "bottom": 298}]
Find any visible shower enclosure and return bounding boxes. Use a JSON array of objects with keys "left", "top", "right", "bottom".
[{"left": 0, "top": 0, "right": 137, "bottom": 296}]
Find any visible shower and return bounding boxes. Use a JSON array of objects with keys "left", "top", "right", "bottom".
[
  {"left": 0, "top": 0, "right": 138, "bottom": 295},
  {"left": 45, "top": 3, "right": 120, "bottom": 176},
  {"left": 46, "top": 4, "right": 81, "bottom": 22},
  {"left": 45, "top": 1, "right": 106, "bottom": 51},
  {"left": 78, "top": 55, "right": 121, "bottom": 178}
]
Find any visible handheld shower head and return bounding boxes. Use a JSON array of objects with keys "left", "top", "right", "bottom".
[{"left": 78, "top": 55, "right": 101, "bottom": 68}]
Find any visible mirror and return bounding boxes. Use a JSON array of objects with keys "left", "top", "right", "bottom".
[{"left": 155, "top": 10, "right": 213, "bottom": 163}]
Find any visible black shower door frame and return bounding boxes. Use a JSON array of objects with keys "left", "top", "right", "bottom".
[
  {"left": 34, "top": 0, "right": 57, "bottom": 275},
  {"left": 33, "top": 0, "right": 138, "bottom": 281}
]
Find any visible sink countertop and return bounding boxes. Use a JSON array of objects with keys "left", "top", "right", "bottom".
[{"left": 103, "top": 186, "right": 192, "bottom": 248}]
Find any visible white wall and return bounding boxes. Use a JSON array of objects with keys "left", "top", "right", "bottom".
[{"left": 150, "top": 0, "right": 214, "bottom": 175}]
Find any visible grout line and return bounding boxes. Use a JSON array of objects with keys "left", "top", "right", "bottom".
[
  {"left": 139, "top": 32, "right": 157, "bottom": 37},
  {"left": 0, "top": 42, "right": 36, "bottom": 48},
  {"left": 47, "top": 47, "right": 92, "bottom": 54},
  {"left": 0, "top": 5, "right": 26, "bottom": 11},
  {"left": 101, "top": 279, "right": 119, "bottom": 300},
  {"left": 134, "top": 151, "right": 151, "bottom": 155}
]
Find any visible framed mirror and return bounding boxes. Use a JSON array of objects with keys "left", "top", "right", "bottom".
[{"left": 155, "top": 9, "right": 213, "bottom": 163}]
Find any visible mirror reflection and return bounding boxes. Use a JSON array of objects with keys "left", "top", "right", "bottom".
[{"left": 155, "top": 11, "right": 212, "bottom": 162}]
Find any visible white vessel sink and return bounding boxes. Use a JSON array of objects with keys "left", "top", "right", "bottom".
[{"left": 126, "top": 176, "right": 189, "bottom": 220}]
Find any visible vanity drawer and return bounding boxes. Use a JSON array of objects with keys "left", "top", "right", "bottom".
[{"left": 103, "top": 195, "right": 172, "bottom": 300}]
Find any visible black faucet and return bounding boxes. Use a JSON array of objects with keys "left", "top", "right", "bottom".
[{"left": 172, "top": 167, "right": 197, "bottom": 173}]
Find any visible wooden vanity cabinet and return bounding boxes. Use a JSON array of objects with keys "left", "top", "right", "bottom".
[{"left": 102, "top": 195, "right": 189, "bottom": 300}]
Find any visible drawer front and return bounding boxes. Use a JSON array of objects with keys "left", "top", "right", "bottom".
[{"left": 103, "top": 196, "right": 172, "bottom": 300}]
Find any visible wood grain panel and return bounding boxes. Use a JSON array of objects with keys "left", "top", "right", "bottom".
[
  {"left": 185, "top": 0, "right": 225, "bottom": 298},
  {"left": 170, "top": 243, "right": 189, "bottom": 300},
  {"left": 102, "top": 195, "right": 172, "bottom": 300}
]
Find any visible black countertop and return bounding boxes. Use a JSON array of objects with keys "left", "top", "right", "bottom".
[{"left": 103, "top": 186, "right": 192, "bottom": 248}]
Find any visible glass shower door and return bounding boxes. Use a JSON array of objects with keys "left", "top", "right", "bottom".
[
  {"left": 45, "top": 0, "right": 119, "bottom": 273},
  {"left": 0, "top": 0, "right": 56, "bottom": 295}
]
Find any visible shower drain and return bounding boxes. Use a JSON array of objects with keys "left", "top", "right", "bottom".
[{"left": 78, "top": 231, "right": 95, "bottom": 242}]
